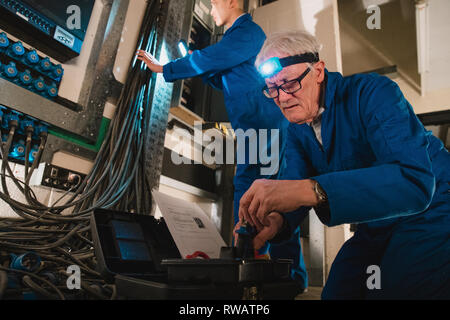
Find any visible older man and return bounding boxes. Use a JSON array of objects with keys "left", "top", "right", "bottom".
[{"left": 238, "top": 30, "right": 450, "bottom": 299}]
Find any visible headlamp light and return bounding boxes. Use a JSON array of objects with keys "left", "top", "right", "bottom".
[
  {"left": 258, "top": 57, "right": 283, "bottom": 78},
  {"left": 258, "top": 52, "right": 320, "bottom": 78}
]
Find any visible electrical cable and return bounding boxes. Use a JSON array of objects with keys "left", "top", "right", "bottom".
[
  {"left": 22, "top": 275, "right": 54, "bottom": 299},
  {"left": 0, "top": 265, "right": 65, "bottom": 300}
]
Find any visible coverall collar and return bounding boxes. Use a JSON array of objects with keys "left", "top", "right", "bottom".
[
  {"left": 225, "top": 13, "right": 252, "bottom": 35},
  {"left": 323, "top": 69, "right": 341, "bottom": 109},
  {"left": 315, "top": 69, "right": 341, "bottom": 155}
]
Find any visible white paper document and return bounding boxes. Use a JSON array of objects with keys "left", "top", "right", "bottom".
[{"left": 152, "top": 190, "right": 226, "bottom": 259}]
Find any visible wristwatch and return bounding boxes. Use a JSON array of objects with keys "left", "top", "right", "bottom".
[{"left": 313, "top": 180, "right": 328, "bottom": 205}]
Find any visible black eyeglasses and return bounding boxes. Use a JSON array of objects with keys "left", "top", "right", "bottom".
[{"left": 262, "top": 67, "right": 311, "bottom": 99}]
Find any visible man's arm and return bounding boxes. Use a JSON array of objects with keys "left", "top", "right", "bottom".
[
  {"left": 202, "top": 73, "right": 223, "bottom": 90},
  {"left": 313, "top": 76, "right": 435, "bottom": 226},
  {"left": 136, "top": 50, "right": 163, "bottom": 73},
  {"left": 241, "top": 76, "right": 435, "bottom": 229},
  {"left": 163, "top": 27, "right": 263, "bottom": 82}
]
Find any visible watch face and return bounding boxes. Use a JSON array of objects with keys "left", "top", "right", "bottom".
[{"left": 314, "top": 181, "right": 327, "bottom": 202}]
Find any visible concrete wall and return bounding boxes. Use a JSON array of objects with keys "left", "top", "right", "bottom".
[
  {"left": 424, "top": 0, "right": 450, "bottom": 92},
  {"left": 338, "top": 0, "right": 450, "bottom": 114},
  {"left": 252, "top": 0, "right": 343, "bottom": 73},
  {"left": 339, "top": 17, "right": 394, "bottom": 76},
  {"left": 338, "top": 0, "right": 420, "bottom": 87}
]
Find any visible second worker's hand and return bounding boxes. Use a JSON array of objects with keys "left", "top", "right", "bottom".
[{"left": 136, "top": 50, "right": 163, "bottom": 73}]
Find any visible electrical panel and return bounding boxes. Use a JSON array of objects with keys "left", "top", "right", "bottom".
[
  {"left": 0, "top": 0, "right": 129, "bottom": 162},
  {"left": 0, "top": 0, "right": 95, "bottom": 62}
]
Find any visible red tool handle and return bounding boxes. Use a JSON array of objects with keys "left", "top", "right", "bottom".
[{"left": 186, "top": 251, "right": 210, "bottom": 259}]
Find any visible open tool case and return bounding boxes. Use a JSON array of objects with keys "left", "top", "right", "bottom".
[{"left": 91, "top": 208, "right": 300, "bottom": 300}]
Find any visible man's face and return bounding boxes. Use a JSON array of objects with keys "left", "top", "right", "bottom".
[
  {"left": 211, "top": 0, "right": 231, "bottom": 27},
  {"left": 265, "top": 54, "right": 324, "bottom": 125}
]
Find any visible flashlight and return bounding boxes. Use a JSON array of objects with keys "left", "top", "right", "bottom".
[
  {"left": 178, "top": 40, "right": 197, "bottom": 57},
  {"left": 178, "top": 40, "right": 189, "bottom": 57}
]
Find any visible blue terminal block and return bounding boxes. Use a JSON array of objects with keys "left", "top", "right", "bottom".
[
  {"left": 9, "top": 41, "right": 25, "bottom": 58},
  {"left": 10, "top": 252, "right": 41, "bottom": 272},
  {"left": 52, "top": 64, "right": 64, "bottom": 80},
  {"left": 18, "top": 69, "right": 33, "bottom": 86},
  {"left": 25, "top": 49, "right": 40, "bottom": 65},
  {"left": 34, "top": 123, "right": 48, "bottom": 139},
  {"left": 3, "top": 61, "right": 18, "bottom": 79},
  {"left": 0, "top": 32, "right": 9, "bottom": 51},
  {"left": 46, "top": 82, "right": 58, "bottom": 98},
  {"left": 33, "top": 122, "right": 50, "bottom": 140},
  {"left": 0, "top": 32, "right": 63, "bottom": 92},
  {"left": 2, "top": 112, "right": 20, "bottom": 130},
  {"left": 32, "top": 76, "right": 46, "bottom": 94},
  {"left": 11, "top": 139, "right": 26, "bottom": 159},
  {"left": 19, "top": 117, "right": 35, "bottom": 135},
  {"left": 38, "top": 57, "right": 52, "bottom": 73},
  {"left": 36, "top": 57, "right": 64, "bottom": 82}
]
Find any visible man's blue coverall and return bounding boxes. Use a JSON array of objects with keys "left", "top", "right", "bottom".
[
  {"left": 280, "top": 70, "right": 450, "bottom": 299},
  {"left": 162, "top": 14, "right": 308, "bottom": 289}
]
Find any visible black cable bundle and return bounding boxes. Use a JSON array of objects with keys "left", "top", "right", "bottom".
[{"left": 0, "top": 0, "right": 163, "bottom": 300}]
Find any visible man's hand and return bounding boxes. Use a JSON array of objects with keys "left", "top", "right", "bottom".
[
  {"left": 136, "top": 50, "right": 163, "bottom": 73},
  {"left": 253, "top": 212, "right": 285, "bottom": 250},
  {"left": 239, "top": 179, "right": 318, "bottom": 228},
  {"left": 234, "top": 212, "right": 285, "bottom": 251}
]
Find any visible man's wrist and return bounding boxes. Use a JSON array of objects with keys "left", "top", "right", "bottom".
[
  {"left": 311, "top": 179, "right": 331, "bottom": 225},
  {"left": 312, "top": 179, "right": 328, "bottom": 206},
  {"left": 294, "top": 179, "right": 321, "bottom": 207}
]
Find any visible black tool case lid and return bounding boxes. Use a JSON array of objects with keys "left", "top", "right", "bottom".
[{"left": 90, "top": 208, "right": 181, "bottom": 283}]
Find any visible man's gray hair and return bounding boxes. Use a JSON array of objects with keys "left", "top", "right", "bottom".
[{"left": 255, "top": 30, "right": 322, "bottom": 67}]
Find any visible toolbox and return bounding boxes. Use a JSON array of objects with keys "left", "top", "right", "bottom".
[{"left": 90, "top": 208, "right": 301, "bottom": 300}]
